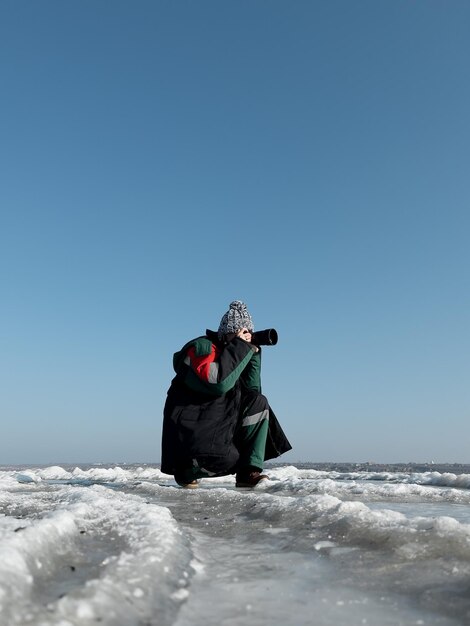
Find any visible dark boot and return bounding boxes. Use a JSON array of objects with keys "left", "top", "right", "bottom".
[
  {"left": 235, "top": 468, "right": 268, "bottom": 488},
  {"left": 174, "top": 469, "right": 199, "bottom": 489}
]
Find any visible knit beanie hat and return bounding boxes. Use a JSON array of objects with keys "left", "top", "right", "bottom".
[{"left": 218, "top": 301, "right": 254, "bottom": 340}]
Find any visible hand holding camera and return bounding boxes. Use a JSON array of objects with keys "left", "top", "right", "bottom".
[{"left": 237, "top": 328, "right": 278, "bottom": 347}]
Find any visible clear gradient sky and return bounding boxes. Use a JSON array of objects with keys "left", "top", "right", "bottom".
[{"left": 1, "top": 1, "right": 469, "bottom": 465}]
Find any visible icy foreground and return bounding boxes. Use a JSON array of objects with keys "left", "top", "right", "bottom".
[{"left": 2, "top": 465, "right": 470, "bottom": 625}]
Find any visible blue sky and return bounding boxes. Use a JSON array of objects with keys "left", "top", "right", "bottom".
[{"left": 1, "top": 1, "right": 469, "bottom": 465}]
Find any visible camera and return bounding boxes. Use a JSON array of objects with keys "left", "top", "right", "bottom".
[{"left": 251, "top": 328, "right": 278, "bottom": 346}]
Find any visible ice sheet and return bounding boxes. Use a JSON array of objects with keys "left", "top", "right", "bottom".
[{"left": 1, "top": 464, "right": 469, "bottom": 625}]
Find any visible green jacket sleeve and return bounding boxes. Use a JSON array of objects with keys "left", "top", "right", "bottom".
[{"left": 240, "top": 349, "right": 262, "bottom": 392}]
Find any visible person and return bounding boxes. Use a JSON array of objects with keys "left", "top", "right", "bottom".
[{"left": 161, "top": 300, "right": 292, "bottom": 488}]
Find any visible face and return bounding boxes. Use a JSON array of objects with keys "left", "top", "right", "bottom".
[{"left": 226, "top": 327, "right": 252, "bottom": 343}]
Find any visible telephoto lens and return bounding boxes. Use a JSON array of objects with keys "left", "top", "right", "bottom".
[{"left": 251, "top": 329, "right": 278, "bottom": 346}]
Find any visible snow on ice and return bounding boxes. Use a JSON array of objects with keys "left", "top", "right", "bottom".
[{"left": 1, "top": 464, "right": 470, "bottom": 625}]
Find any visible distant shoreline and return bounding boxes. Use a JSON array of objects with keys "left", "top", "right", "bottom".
[
  {"left": 270, "top": 461, "right": 470, "bottom": 474},
  {"left": 2, "top": 461, "right": 470, "bottom": 475}
]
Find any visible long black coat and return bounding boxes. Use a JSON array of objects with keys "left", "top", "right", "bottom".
[{"left": 161, "top": 330, "right": 291, "bottom": 476}]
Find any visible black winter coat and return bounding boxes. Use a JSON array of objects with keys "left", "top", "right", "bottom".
[{"left": 161, "top": 330, "right": 291, "bottom": 475}]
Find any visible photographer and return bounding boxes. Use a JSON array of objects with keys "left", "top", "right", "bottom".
[{"left": 161, "top": 301, "right": 291, "bottom": 488}]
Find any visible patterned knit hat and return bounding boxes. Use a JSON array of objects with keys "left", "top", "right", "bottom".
[{"left": 218, "top": 301, "right": 254, "bottom": 339}]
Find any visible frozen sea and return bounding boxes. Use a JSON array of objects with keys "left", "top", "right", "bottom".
[{"left": 2, "top": 463, "right": 470, "bottom": 625}]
